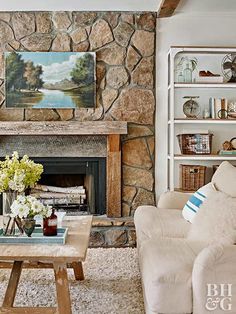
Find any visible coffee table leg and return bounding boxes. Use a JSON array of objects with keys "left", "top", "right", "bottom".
[
  {"left": 54, "top": 262, "right": 72, "bottom": 314},
  {"left": 71, "top": 262, "right": 84, "bottom": 281},
  {"left": 2, "top": 260, "right": 23, "bottom": 308}
]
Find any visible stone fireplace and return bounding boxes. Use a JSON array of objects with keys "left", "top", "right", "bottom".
[
  {"left": 0, "top": 11, "right": 156, "bottom": 246},
  {"left": 0, "top": 121, "right": 126, "bottom": 218}
]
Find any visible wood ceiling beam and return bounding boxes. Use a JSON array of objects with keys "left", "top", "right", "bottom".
[{"left": 158, "top": 0, "right": 181, "bottom": 18}]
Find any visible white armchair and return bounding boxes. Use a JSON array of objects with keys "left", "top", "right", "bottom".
[{"left": 134, "top": 191, "right": 236, "bottom": 314}]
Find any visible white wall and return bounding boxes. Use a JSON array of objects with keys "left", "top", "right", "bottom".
[
  {"left": 0, "top": 0, "right": 159, "bottom": 11},
  {"left": 155, "top": 11, "right": 236, "bottom": 198}
]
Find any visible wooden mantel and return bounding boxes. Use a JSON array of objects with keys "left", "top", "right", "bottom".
[
  {"left": 0, "top": 121, "right": 127, "bottom": 136},
  {"left": 0, "top": 120, "right": 127, "bottom": 218}
]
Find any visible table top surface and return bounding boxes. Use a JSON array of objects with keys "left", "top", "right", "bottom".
[{"left": 0, "top": 216, "right": 92, "bottom": 262}]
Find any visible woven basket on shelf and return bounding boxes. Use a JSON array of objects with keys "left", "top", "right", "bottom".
[
  {"left": 180, "top": 164, "right": 206, "bottom": 191},
  {"left": 177, "top": 133, "right": 213, "bottom": 155}
]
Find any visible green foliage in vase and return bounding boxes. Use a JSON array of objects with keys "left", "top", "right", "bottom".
[{"left": 0, "top": 152, "right": 43, "bottom": 193}]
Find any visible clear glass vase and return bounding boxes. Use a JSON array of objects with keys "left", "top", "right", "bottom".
[{"left": 2, "top": 191, "right": 18, "bottom": 236}]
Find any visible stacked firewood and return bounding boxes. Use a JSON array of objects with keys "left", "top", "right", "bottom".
[{"left": 31, "top": 184, "right": 86, "bottom": 205}]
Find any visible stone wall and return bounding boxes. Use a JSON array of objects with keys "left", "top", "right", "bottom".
[
  {"left": 90, "top": 217, "right": 135, "bottom": 247},
  {"left": 0, "top": 11, "right": 156, "bottom": 216}
]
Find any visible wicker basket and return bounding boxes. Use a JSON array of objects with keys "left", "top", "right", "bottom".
[
  {"left": 177, "top": 133, "right": 213, "bottom": 155},
  {"left": 180, "top": 164, "right": 206, "bottom": 191}
]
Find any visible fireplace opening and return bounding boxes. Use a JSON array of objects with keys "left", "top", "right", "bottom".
[
  {"left": 32, "top": 173, "right": 89, "bottom": 213},
  {"left": 0, "top": 157, "right": 106, "bottom": 216}
]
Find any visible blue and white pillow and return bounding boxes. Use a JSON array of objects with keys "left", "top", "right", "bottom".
[{"left": 182, "top": 183, "right": 215, "bottom": 223}]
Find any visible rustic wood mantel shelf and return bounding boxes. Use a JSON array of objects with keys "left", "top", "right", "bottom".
[
  {"left": 0, "top": 120, "right": 127, "bottom": 218},
  {"left": 0, "top": 121, "right": 128, "bottom": 136}
]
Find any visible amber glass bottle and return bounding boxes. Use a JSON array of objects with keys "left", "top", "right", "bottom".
[{"left": 43, "top": 209, "right": 58, "bottom": 236}]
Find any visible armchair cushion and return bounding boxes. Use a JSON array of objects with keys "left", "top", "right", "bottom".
[
  {"left": 134, "top": 206, "right": 190, "bottom": 247},
  {"left": 158, "top": 190, "right": 191, "bottom": 209},
  {"left": 212, "top": 161, "right": 236, "bottom": 197},
  {"left": 188, "top": 190, "right": 236, "bottom": 245},
  {"left": 182, "top": 183, "right": 215, "bottom": 223},
  {"left": 139, "top": 237, "right": 203, "bottom": 314}
]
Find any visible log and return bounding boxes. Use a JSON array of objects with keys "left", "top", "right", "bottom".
[
  {"left": 34, "top": 184, "right": 85, "bottom": 194},
  {"left": 39, "top": 198, "right": 85, "bottom": 205},
  {"left": 31, "top": 192, "right": 86, "bottom": 199}
]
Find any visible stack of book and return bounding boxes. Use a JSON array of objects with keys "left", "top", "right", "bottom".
[
  {"left": 219, "top": 150, "right": 236, "bottom": 155},
  {"left": 209, "top": 97, "right": 227, "bottom": 119}
]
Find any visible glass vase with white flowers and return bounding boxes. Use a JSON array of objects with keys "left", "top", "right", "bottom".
[
  {"left": 10, "top": 195, "right": 52, "bottom": 237},
  {"left": 0, "top": 152, "right": 43, "bottom": 235}
]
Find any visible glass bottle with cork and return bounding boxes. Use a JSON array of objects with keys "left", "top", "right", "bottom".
[
  {"left": 43, "top": 199, "right": 58, "bottom": 236},
  {"left": 184, "top": 62, "right": 192, "bottom": 82}
]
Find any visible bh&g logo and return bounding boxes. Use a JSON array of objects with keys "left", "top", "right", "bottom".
[{"left": 206, "top": 284, "right": 232, "bottom": 311}]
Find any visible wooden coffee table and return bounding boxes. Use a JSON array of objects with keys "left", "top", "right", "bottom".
[{"left": 0, "top": 216, "right": 92, "bottom": 314}]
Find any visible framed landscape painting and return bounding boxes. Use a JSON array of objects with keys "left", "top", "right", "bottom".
[{"left": 4, "top": 52, "right": 96, "bottom": 109}]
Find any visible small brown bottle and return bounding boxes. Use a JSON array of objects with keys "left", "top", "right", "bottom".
[{"left": 43, "top": 209, "right": 57, "bottom": 236}]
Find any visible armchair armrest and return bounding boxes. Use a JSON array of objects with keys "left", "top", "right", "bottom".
[
  {"left": 192, "top": 244, "right": 236, "bottom": 314},
  {"left": 158, "top": 191, "right": 191, "bottom": 209}
]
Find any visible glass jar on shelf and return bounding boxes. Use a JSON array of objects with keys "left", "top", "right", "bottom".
[
  {"left": 175, "top": 56, "right": 197, "bottom": 83},
  {"left": 183, "top": 62, "right": 193, "bottom": 83},
  {"left": 178, "top": 70, "right": 184, "bottom": 83},
  {"left": 228, "top": 101, "right": 236, "bottom": 113},
  {"left": 175, "top": 63, "right": 184, "bottom": 83},
  {"left": 203, "top": 108, "right": 210, "bottom": 119}
]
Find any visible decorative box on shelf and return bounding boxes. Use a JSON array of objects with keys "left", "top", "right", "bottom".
[
  {"left": 180, "top": 164, "right": 206, "bottom": 191},
  {"left": 177, "top": 133, "right": 213, "bottom": 155}
]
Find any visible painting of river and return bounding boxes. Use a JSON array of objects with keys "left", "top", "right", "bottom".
[{"left": 5, "top": 52, "right": 96, "bottom": 108}]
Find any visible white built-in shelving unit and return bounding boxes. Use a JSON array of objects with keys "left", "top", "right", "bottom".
[{"left": 168, "top": 46, "right": 236, "bottom": 191}]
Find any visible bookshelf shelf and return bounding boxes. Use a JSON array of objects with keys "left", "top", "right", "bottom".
[
  {"left": 174, "top": 83, "right": 236, "bottom": 88},
  {"left": 170, "top": 154, "right": 236, "bottom": 161},
  {"left": 167, "top": 46, "right": 236, "bottom": 191},
  {"left": 171, "top": 119, "right": 236, "bottom": 124}
]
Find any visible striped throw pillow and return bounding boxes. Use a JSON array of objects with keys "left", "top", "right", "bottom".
[{"left": 182, "top": 183, "right": 215, "bottom": 223}]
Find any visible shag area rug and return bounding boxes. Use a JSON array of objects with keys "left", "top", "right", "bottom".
[{"left": 0, "top": 248, "right": 144, "bottom": 314}]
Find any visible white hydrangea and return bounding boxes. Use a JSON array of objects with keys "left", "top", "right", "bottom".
[
  {"left": 0, "top": 151, "right": 43, "bottom": 193},
  {"left": 0, "top": 172, "right": 7, "bottom": 191},
  {"left": 10, "top": 195, "right": 52, "bottom": 219},
  {"left": 8, "top": 170, "right": 26, "bottom": 192}
]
